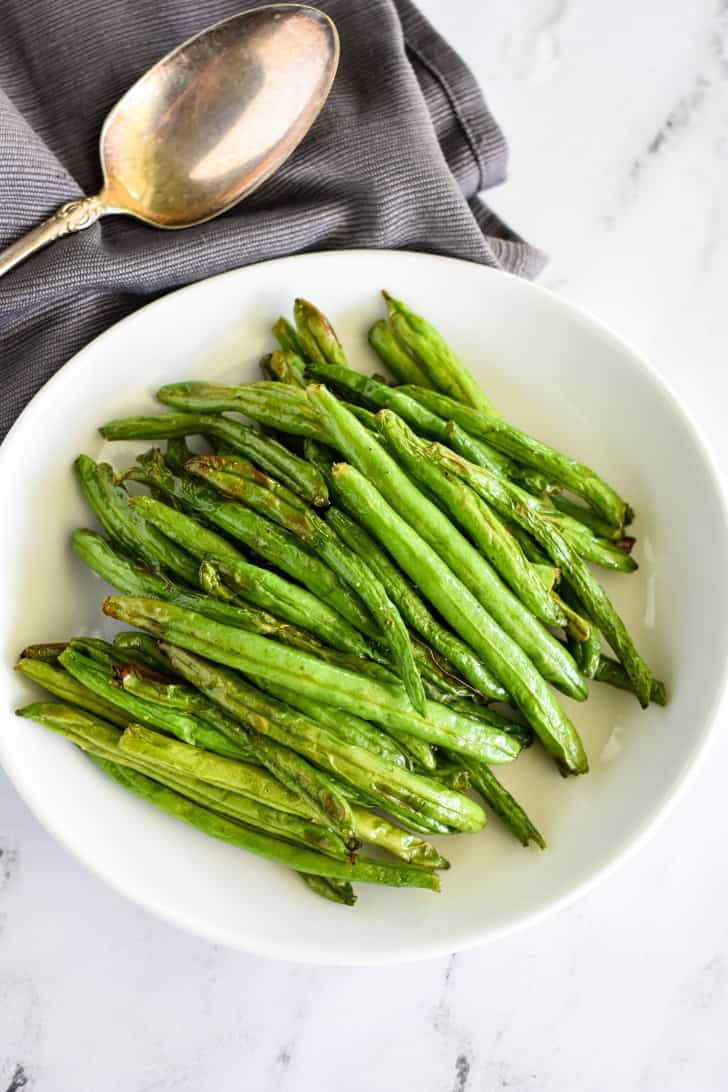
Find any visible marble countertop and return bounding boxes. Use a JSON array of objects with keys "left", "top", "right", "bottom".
[{"left": 3, "top": 2, "right": 728, "bottom": 1089}]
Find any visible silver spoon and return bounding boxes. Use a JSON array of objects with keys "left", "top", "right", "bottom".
[{"left": 0, "top": 4, "right": 339, "bottom": 279}]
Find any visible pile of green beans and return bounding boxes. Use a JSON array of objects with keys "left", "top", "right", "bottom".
[{"left": 16, "top": 292, "right": 665, "bottom": 906}]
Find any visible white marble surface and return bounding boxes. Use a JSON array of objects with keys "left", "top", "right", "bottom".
[{"left": 3, "top": 2, "right": 728, "bottom": 1088}]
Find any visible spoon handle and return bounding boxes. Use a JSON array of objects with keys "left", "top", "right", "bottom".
[{"left": 0, "top": 195, "right": 106, "bottom": 279}]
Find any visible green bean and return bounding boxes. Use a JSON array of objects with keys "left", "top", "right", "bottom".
[
  {"left": 409, "top": 638, "right": 488, "bottom": 703},
  {"left": 15, "top": 657, "right": 132, "bottom": 728},
  {"left": 300, "top": 874, "right": 357, "bottom": 905},
  {"left": 115, "top": 664, "right": 208, "bottom": 710},
  {"left": 308, "top": 388, "right": 585, "bottom": 704},
  {"left": 265, "top": 625, "right": 437, "bottom": 776},
  {"left": 16, "top": 702, "right": 357, "bottom": 867},
  {"left": 260, "top": 666, "right": 436, "bottom": 773},
  {"left": 94, "top": 758, "right": 440, "bottom": 891},
  {"left": 121, "top": 726, "right": 344, "bottom": 848},
  {"left": 368, "top": 319, "right": 433, "bottom": 387},
  {"left": 15, "top": 700, "right": 130, "bottom": 754},
  {"left": 69, "top": 645, "right": 356, "bottom": 838},
  {"left": 62, "top": 645, "right": 357, "bottom": 839},
  {"left": 187, "top": 450, "right": 309, "bottom": 510},
  {"left": 118, "top": 724, "right": 348, "bottom": 858},
  {"left": 113, "top": 631, "right": 180, "bottom": 675},
  {"left": 59, "top": 646, "right": 248, "bottom": 756},
  {"left": 570, "top": 537, "right": 637, "bottom": 574},
  {"left": 158, "top": 642, "right": 487, "bottom": 832},
  {"left": 74, "top": 455, "right": 200, "bottom": 584},
  {"left": 307, "top": 361, "right": 558, "bottom": 503},
  {"left": 116, "top": 722, "right": 312, "bottom": 815},
  {"left": 272, "top": 316, "right": 308, "bottom": 358},
  {"left": 428, "top": 444, "right": 653, "bottom": 707},
  {"left": 68, "top": 636, "right": 122, "bottom": 668},
  {"left": 350, "top": 807, "right": 449, "bottom": 869},
  {"left": 562, "top": 585, "right": 601, "bottom": 679},
  {"left": 361, "top": 412, "right": 576, "bottom": 685},
  {"left": 402, "top": 386, "right": 631, "bottom": 527},
  {"left": 186, "top": 456, "right": 425, "bottom": 713},
  {"left": 14, "top": 700, "right": 196, "bottom": 792},
  {"left": 73, "top": 529, "right": 331, "bottom": 658},
  {"left": 430, "top": 762, "right": 471, "bottom": 793},
  {"left": 128, "top": 495, "right": 376, "bottom": 657},
  {"left": 460, "top": 759, "right": 545, "bottom": 848},
  {"left": 374, "top": 413, "right": 564, "bottom": 627},
  {"left": 19, "top": 642, "right": 67, "bottom": 663},
  {"left": 444, "top": 421, "right": 557, "bottom": 498},
  {"left": 594, "top": 656, "right": 667, "bottom": 705},
  {"left": 253, "top": 678, "right": 411, "bottom": 768},
  {"left": 552, "top": 495, "right": 626, "bottom": 541},
  {"left": 249, "top": 616, "right": 437, "bottom": 772},
  {"left": 377, "top": 417, "right": 594, "bottom": 639},
  {"left": 156, "top": 381, "right": 329, "bottom": 440},
  {"left": 306, "top": 361, "right": 452, "bottom": 441},
  {"left": 102, "top": 596, "right": 520, "bottom": 768},
  {"left": 294, "top": 298, "right": 348, "bottom": 365},
  {"left": 341, "top": 402, "right": 379, "bottom": 430},
  {"left": 328, "top": 462, "right": 588, "bottom": 774},
  {"left": 383, "top": 293, "right": 496, "bottom": 412},
  {"left": 127, "top": 451, "right": 375, "bottom": 636},
  {"left": 261, "top": 351, "right": 308, "bottom": 389},
  {"left": 217, "top": 560, "right": 379, "bottom": 658},
  {"left": 549, "top": 512, "right": 638, "bottom": 573},
  {"left": 346, "top": 786, "right": 451, "bottom": 836},
  {"left": 373, "top": 725, "right": 436, "bottom": 772},
  {"left": 197, "top": 559, "right": 236, "bottom": 605},
  {"left": 100, "top": 410, "right": 329, "bottom": 506},
  {"left": 326, "top": 506, "right": 507, "bottom": 702},
  {"left": 429, "top": 696, "right": 533, "bottom": 750}
]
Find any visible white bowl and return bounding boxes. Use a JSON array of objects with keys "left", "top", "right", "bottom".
[{"left": 1, "top": 249, "right": 727, "bottom": 965}]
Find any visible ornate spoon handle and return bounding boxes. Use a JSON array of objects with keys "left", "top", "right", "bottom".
[{"left": 0, "top": 195, "right": 106, "bottom": 279}]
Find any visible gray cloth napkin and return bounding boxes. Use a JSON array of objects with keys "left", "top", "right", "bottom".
[{"left": 0, "top": 0, "right": 544, "bottom": 439}]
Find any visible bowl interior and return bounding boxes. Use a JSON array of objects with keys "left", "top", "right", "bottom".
[{"left": 2, "top": 249, "right": 726, "bottom": 964}]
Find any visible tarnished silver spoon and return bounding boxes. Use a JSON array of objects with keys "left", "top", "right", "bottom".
[{"left": 0, "top": 4, "right": 339, "bottom": 278}]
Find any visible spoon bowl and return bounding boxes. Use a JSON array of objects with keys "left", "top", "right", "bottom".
[
  {"left": 0, "top": 4, "right": 339, "bottom": 273},
  {"left": 101, "top": 5, "right": 339, "bottom": 227}
]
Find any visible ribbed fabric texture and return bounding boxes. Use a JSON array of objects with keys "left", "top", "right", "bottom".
[{"left": 0, "top": 0, "right": 545, "bottom": 439}]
